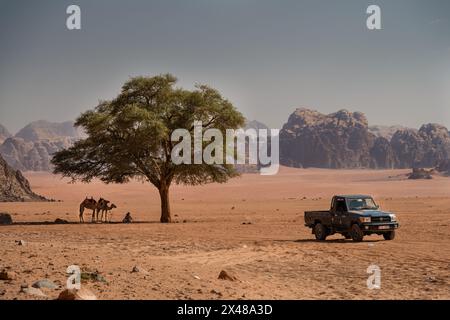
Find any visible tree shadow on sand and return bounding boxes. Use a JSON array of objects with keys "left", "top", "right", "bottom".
[
  {"left": 1, "top": 221, "right": 161, "bottom": 226},
  {"left": 274, "top": 239, "right": 384, "bottom": 244}
]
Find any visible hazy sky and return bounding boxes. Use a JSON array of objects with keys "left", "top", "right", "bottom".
[{"left": 1, "top": 0, "right": 449, "bottom": 133}]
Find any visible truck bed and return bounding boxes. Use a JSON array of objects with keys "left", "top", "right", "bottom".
[{"left": 304, "top": 210, "right": 331, "bottom": 226}]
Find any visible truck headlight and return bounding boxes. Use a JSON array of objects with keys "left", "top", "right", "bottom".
[
  {"left": 389, "top": 214, "right": 397, "bottom": 221},
  {"left": 359, "top": 217, "right": 371, "bottom": 223}
]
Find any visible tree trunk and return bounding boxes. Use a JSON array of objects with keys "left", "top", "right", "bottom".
[{"left": 159, "top": 184, "right": 171, "bottom": 223}]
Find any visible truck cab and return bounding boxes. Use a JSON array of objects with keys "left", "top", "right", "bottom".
[{"left": 304, "top": 195, "right": 399, "bottom": 242}]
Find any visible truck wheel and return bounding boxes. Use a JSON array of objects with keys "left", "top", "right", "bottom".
[
  {"left": 350, "top": 224, "right": 364, "bottom": 242},
  {"left": 314, "top": 223, "right": 328, "bottom": 241},
  {"left": 383, "top": 231, "right": 395, "bottom": 240}
]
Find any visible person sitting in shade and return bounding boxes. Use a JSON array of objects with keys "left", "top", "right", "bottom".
[{"left": 122, "top": 212, "right": 133, "bottom": 224}]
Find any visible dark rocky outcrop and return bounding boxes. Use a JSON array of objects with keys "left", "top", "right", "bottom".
[
  {"left": 280, "top": 108, "right": 450, "bottom": 170},
  {"left": 0, "top": 154, "right": 46, "bottom": 202},
  {"left": 280, "top": 108, "right": 375, "bottom": 168},
  {"left": 391, "top": 124, "right": 450, "bottom": 168}
]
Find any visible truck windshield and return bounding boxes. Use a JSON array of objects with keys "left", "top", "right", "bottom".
[{"left": 347, "top": 198, "right": 378, "bottom": 210}]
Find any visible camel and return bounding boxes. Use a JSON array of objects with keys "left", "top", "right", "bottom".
[
  {"left": 100, "top": 203, "right": 117, "bottom": 223},
  {"left": 95, "top": 198, "right": 110, "bottom": 222},
  {"left": 79, "top": 197, "right": 98, "bottom": 223}
]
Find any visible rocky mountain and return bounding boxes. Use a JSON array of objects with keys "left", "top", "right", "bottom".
[
  {"left": 0, "top": 124, "right": 11, "bottom": 144},
  {"left": 280, "top": 108, "right": 450, "bottom": 169},
  {"left": 391, "top": 124, "right": 450, "bottom": 168},
  {"left": 280, "top": 108, "right": 375, "bottom": 168},
  {"left": 0, "top": 154, "right": 46, "bottom": 202},
  {"left": 0, "top": 121, "right": 84, "bottom": 172}
]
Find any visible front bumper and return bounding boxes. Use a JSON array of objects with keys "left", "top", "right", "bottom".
[{"left": 361, "top": 222, "right": 399, "bottom": 232}]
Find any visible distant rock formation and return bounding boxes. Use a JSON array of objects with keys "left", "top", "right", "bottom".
[
  {"left": 0, "top": 121, "right": 84, "bottom": 172},
  {"left": 280, "top": 108, "right": 375, "bottom": 168},
  {"left": 0, "top": 124, "right": 11, "bottom": 144},
  {"left": 391, "top": 124, "right": 450, "bottom": 168},
  {"left": 280, "top": 108, "right": 450, "bottom": 169},
  {"left": 0, "top": 154, "right": 46, "bottom": 202}
]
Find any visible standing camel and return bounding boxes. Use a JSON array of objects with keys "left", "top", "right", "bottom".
[
  {"left": 96, "top": 198, "right": 110, "bottom": 222},
  {"left": 79, "top": 197, "right": 98, "bottom": 223},
  {"left": 100, "top": 203, "right": 117, "bottom": 223}
]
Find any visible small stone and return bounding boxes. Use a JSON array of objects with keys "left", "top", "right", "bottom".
[
  {"left": 193, "top": 275, "right": 201, "bottom": 280},
  {"left": 57, "top": 288, "right": 97, "bottom": 300},
  {"left": 210, "top": 289, "right": 222, "bottom": 296},
  {"left": 32, "top": 279, "right": 59, "bottom": 289},
  {"left": 131, "top": 266, "right": 149, "bottom": 274},
  {"left": 16, "top": 240, "right": 26, "bottom": 246}
]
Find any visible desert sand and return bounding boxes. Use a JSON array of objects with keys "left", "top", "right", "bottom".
[{"left": 0, "top": 167, "right": 449, "bottom": 300}]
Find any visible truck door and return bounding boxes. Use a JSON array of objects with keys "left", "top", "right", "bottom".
[{"left": 334, "top": 197, "right": 348, "bottom": 230}]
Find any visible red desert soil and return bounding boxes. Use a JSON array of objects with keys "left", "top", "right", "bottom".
[{"left": 0, "top": 167, "right": 449, "bottom": 300}]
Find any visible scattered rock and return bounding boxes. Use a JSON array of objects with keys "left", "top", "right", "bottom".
[
  {"left": 54, "top": 218, "right": 69, "bottom": 224},
  {"left": 231, "top": 206, "right": 235, "bottom": 210},
  {"left": 32, "top": 279, "right": 59, "bottom": 289},
  {"left": 81, "top": 271, "right": 107, "bottom": 283},
  {"left": 131, "top": 266, "right": 149, "bottom": 274},
  {"left": 210, "top": 289, "right": 223, "bottom": 296},
  {"left": 425, "top": 276, "right": 438, "bottom": 283},
  {"left": 218, "top": 270, "right": 238, "bottom": 281},
  {"left": 408, "top": 168, "right": 433, "bottom": 180},
  {"left": 20, "top": 285, "right": 47, "bottom": 297},
  {"left": 57, "top": 288, "right": 97, "bottom": 300},
  {"left": 0, "top": 213, "right": 13, "bottom": 225},
  {"left": 0, "top": 269, "right": 17, "bottom": 281},
  {"left": 241, "top": 222, "right": 252, "bottom": 225},
  {"left": 15, "top": 240, "right": 26, "bottom": 246},
  {"left": 193, "top": 275, "right": 201, "bottom": 280}
]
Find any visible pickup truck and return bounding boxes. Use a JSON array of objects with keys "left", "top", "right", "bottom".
[{"left": 304, "top": 195, "right": 399, "bottom": 242}]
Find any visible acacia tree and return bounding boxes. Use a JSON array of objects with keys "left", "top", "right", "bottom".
[{"left": 52, "top": 74, "right": 245, "bottom": 223}]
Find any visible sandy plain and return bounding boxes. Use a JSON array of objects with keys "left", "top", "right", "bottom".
[{"left": 0, "top": 167, "right": 449, "bottom": 300}]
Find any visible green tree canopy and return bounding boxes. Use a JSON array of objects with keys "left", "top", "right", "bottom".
[{"left": 52, "top": 74, "right": 245, "bottom": 222}]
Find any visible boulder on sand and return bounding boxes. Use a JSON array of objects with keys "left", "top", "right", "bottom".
[
  {"left": 408, "top": 168, "right": 433, "bottom": 180},
  {"left": 218, "top": 270, "right": 238, "bottom": 281},
  {"left": 0, "top": 269, "right": 17, "bottom": 281}
]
